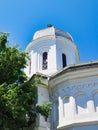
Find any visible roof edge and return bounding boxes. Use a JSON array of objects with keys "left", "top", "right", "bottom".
[{"left": 50, "top": 61, "right": 98, "bottom": 80}]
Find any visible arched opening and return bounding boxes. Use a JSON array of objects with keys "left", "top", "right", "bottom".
[
  {"left": 42, "top": 52, "right": 48, "bottom": 70},
  {"left": 63, "top": 96, "right": 70, "bottom": 118},
  {"left": 75, "top": 92, "right": 87, "bottom": 114},
  {"left": 62, "top": 53, "right": 66, "bottom": 68}
]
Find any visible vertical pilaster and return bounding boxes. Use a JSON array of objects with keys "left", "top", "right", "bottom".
[
  {"left": 70, "top": 96, "right": 76, "bottom": 118},
  {"left": 58, "top": 96, "right": 63, "bottom": 125},
  {"left": 87, "top": 96, "right": 95, "bottom": 113}
]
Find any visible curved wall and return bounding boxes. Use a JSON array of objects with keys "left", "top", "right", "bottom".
[{"left": 49, "top": 67, "right": 98, "bottom": 130}]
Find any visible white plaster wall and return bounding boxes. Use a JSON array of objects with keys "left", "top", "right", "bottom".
[
  {"left": 49, "top": 67, "right": 98, "bottom": 130},
  {"left": 25, "top": 34, "right": 79, "bottom": 77},
  {"left": 35, "top": 78, "right": 51, "bottom": 130},
  {"left": 25, "top": 27, "right": 98, "bottom": 130},
  {"left": 37, "top": 85, "right": 49, "bottom": 104},
  {"left": 56, "top": 37, "right": 79, "bottom": 70},
  {"left": 37, "top": 39, "right": 57, "bottom": 75},
  {"left": 25, "top": 37, "right": 58, "bottom": 77}
]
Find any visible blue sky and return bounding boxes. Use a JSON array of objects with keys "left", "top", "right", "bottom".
[{"left": 0, "top": 0, "right": 98, "bottom": 62}]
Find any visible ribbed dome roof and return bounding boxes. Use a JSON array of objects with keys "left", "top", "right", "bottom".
[{"left": 33, "top": 26, "right": 73, "bottom": 41}]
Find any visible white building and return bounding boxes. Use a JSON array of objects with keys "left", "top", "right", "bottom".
[{"left": 25, "top": 25, "right": 98, "bottom": 130}]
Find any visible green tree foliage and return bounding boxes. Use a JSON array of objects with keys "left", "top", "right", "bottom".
[
  {"left": 36, "top": 102, "right": 52, "bottom": 121},
  {"left": 0, "top": 81, "right": 37, "bottom": 130},
  {"left": 0, "top": 32, "right": 27, "bottom": 84},
  {"left": 0, "top": 33, "right": 51, "bottom": 130}
]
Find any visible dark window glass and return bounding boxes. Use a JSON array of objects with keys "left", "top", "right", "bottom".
[
  {"left": 62, "top": 53, "right": 66, "bottom": 68},
  {"left": 42, "top": 52, "right": 48, "bottom": 70}
]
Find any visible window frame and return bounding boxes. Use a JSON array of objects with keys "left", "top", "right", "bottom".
[
  {"left": 42, "top": 52, "right": 48, "bottom": 70},
  {"left": 62, "top": 53, "right": 67, "bottom": 68}
]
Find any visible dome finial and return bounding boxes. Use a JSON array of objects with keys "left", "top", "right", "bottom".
[{"left": 47, "top": 24, "right": 53, "bottom": 27}]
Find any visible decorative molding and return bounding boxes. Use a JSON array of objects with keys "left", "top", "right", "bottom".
[
  {"left": 52, "top": 81, "right": 98, "bottom": 100},
  {"left": 50, "top": 67, "right": 98, "bottom": 88}
]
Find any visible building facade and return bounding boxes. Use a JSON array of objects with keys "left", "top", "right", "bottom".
[{"left": 25, "top": 26, "right": 98, "bottom": 130}]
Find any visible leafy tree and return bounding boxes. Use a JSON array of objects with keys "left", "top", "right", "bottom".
[
  {"left": 36, "top": 102, "right": 52, "bottom": 121},
  {"left": 0, "top": 81, "right": 37, "bottom": 130},
  {"left": 0, "top": 32, "right": 27, "bottom": 84},
  {"left": 0, "top": 33, "right": 51, "bottom": 130}
]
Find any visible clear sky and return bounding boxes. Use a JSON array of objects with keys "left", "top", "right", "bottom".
[{"left": 0, "top": 0, "right": 98, "bottom": 62}]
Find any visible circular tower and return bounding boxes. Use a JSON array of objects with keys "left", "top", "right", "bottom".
[{"left": 25, "top": 26, "right": 80, "bottom": 77}]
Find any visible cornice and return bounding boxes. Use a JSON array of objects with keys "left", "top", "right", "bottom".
[
  {"left": 54, "top": 80, "right": 98, "bottom": 98},
  {"left": 50, "top": 61, "right": 98, "bottom": 80},
  {"left": 26, "top": 35, "right": 55, "bottom": 52},
  {"left": 57, "top": 116, "right": 98, "bottom": 130},
  {"left": 49, "top": 62, "right": 98, "bottom": 88},
  {"left": 25, "top": 35, "right": 77, "bottom": 54}
]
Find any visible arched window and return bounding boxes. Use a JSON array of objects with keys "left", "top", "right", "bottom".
[
  {"left": 62, "top": 53, "right": 66, "bottom": 68},
  {"left": 42, "top": 52, "right": 48, "bottom": 70},
  {"left": 75, "top": 92, "right": 87, "bottom": 114},
  {"left": 63, "top": 96, "right": 70, "bottom": 118}
]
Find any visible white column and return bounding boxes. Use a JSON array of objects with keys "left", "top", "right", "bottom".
[
  {"left": 35, "top": 52, "right": 38, "bottom": 72},
  {"left": 69, "top": 96, "right": 76, "bottom": 118},
  {"left": 87, "top": 99, "right": 95, "bottom": 113},
  {"left": 58, "top": 96, "right": 63, "bottom": 125},
  {"left": 31, "top": 51, "right": 36, "bottom": 75}
]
